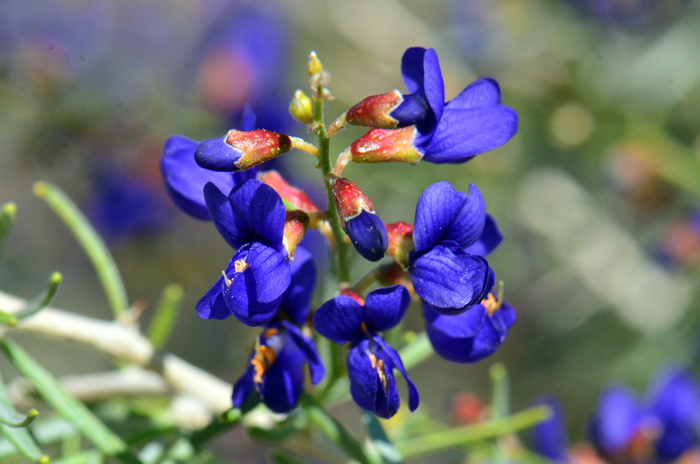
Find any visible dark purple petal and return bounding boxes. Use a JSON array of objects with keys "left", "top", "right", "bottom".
[
  {"left": 421, "top": 105, "right": 518, "bottom": 164},
  {"left": 195, "top": 274, "right": 231, "bottom": 320},
  {"left": 239, "top": 103, "right": 257, "bottom": 131},
  {"left": 248, "top": 243, "right": 291, "bottom": 304},
  {"left": 345, "top": 210, "right": 389, "bottom": 262},
  {"left": 410, "top": 242, "right": 492, "bottom": 313},
  {"left": 280, "top": 247, "right": 316, "bottom": 325},
  {"left": 446, "top": 77, "right": 502, "bottom": 110},
  {"left": 347, "top": 341, "right": 400, "bottom": 419},
  {"left": 363, "top": 285, "right": 411, "bottom": 333},
  {"left": 259, "top": 341, "right": 305, "bottom": 413},
  {"left": 423, "top": 301, "right": 486, "bottom": 363},
  {"left": 229, "top": 179, "right": 286, "bottom": 249},
  {"left": 468, "top": 303, "right": 515, "bottom": 363},
  {"left": 233, "top": 166, "right": 258, "bottom": 184},
  {"left": 313, "top": 295, "right": 364, "bottom": 344},
  {"left": 374, "top": 337, "right": 419, "bottom": 412},
  {"left": 195, "top": 135, "right": 244, "bottom": 172},
  {"left": 413, "top": 182, "right": 485, "bottom": 253},
  {"left": 588, "top": 386, "right": 648, "bottom": 454},
  {"left": 390, "top": 93, "right": 430, "bottom": 128},
  {"left": 283, "top": 321, "right": 325, "bottom": 385},
  {"left": 464, "top": 214, "right": 503, "bottom": 257},
  {"left": 648, "top": 368, "right": 700, "bottom": 461},
  {"left": 204, "top": 182, "right": 247, "bottom": 249},
  {"left": 231, "top": 363, "right": 255, "bottom": 408},
  {"left": 531, "top": 397, "right": 569, "bottom": 462},
  {"left": 420, "top": 48, "right": 444, "bottom": 133},
  {"left": 223, "top": 245, "right": 284, "bottom": 326},
  {"left": 401, "top": 47, "right": 427, "bottom": 95},
  {"left": 161, "top": 136, "right": 235, "bottom": 220}
]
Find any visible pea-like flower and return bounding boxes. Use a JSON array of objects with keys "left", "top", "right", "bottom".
[
  {"left": 408, "top": 181, "right": 495, "bottom": 314},
  {"left": 196, "top": 179, "right": 294, "bottom": 326},
  {"left": 313, "top": 285, "right": 419, "bottom": 418},
  {"left": 530, "top": 397, "right": 569, "bottom": 463},
  {"left": 348, "top": 47, "right": 518, "bottom": 165},
  {"left": 422, "top": 290, "right": 516, "bottom": 363},
  {"left": 232, "top": 322, "right": 325, "bottom": 413},
  {"left": 160, "top": 106, "right": 257, "bottom": 220}
]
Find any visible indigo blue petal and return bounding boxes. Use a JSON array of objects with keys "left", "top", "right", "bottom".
[
  {"left": 239, "top": 103, "right": 257, "bottom": 131},
  {"left": 347, "top": 342, "right": 381, "bottom": 415},
  {"left": 375, "top": 336, "right": 419, "bottom": 412},
  {"left": 401, "top": 47, "right": 426, "bottom": 95},
  {"left": 345, "top": 210, "right": 388, "bottom": 262},
  {"left": 313, "top": 295, "right": 364, "bottom": 344},
  {"left": 648, "top": 368, "right": 700, "bottom": 461},
  {"left": 363, "top": 285, "right": 411, "bottom": 333},
  {"left": 249, "top": 243, "right": 291, "bottom": 303},
  {"left": 223, "top": 245, "right": 285, "bottom": 326},
  {"left": 233, "top": 166, "right": 258, "bottom": 184},
  {"left": 423, "top": 301, "right": 485, "bottom": 363},
  {"left": 531, "top": 397, "right": 569, "bottom": 462},
  {"left": 231, "top": 364, "right": 255, "bottom": 408},
  {"left": 195, "top": 136, "right": 244, "bottom": 171},
  {"left": 421, "top": 105, "right": 518, "bottom": 164},
  {"left": 420, "top": 48, "right": 444, "bottom": 134},
  {"left": 464, "top": 214, "right": 503, "bottom": 257},
  {"left": 446, "top": 77, "right": 502, "bottom": 110},
  {"left": 410, "top": 242, "right": 492, "bottom": 313},
  {"left": 281, "top": 247, "right": 316, "bottom": 325},
  {"left": 283, "top": 321, "right": 325, "bottom": 385},
  {"left": 204, "top": 182, "right": 247, "bottom": 249},
  {"left": 374, "top": 362, "right": 400, "bottom": 419},
  {"left": 391, "top": 93, "right": 430, "bottom": 128},
  {"left": 413, "top": 182, "right": 485, "bottom": 253},
  {"left": 588, "top": 386, "right": 647, "bottom": 453},
  {"left": 229, "top": 179, "right": 286, "bottom": 250},
  {"left": 196, "top": 274, "right": 231, "bottom": 320},
  {"left": 259, "top": 341, "right": 305, "bottom": 413},
  {"left": 161, "top": 136, "right": 236, "bottom": 220}
]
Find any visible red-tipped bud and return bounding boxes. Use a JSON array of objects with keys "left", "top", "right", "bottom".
[
  {"left": 283, "top": 210, "right": 309, "bottom": 259},
  {"left": 346, "top": 90, "right": 403, "bottom": 129},
  {"left": 385, "top": 222, "right": 414, "bottom": 269},
  {"left": 328, "top": 175, "right": 375, "bottom": 223},
  {"left": 350, "top": 127, "right": 424, "bottom": 165},
  {"left": 339, "top": 289, "right": 365, "bottom": 305},
  {"left": 259, "top": 170, "right": 322, "bottom": 213},
  {"left": 226, "top": 129, "right": 292, "bottom": 170}
]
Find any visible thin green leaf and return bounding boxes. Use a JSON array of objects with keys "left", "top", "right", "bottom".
[
  {"left": 0, "top": 371, "right": 48, "bottom": 463},
  {"left": 50, "top": 450, "right": 102, "bottom": 464},
  {"left": 33, "top": 181, "right": 128, "bottom": 319},
  {"left": 15, "top": 272, "right": 63, "bottom": 321},
  {"left": 0, "top": 202, "right": 16, "bottom": 257},
  {"left": 0, "top": 339, "right": 142, "bottom": 464},
  {"left": 0, "top": 403, "right": 38, "bottom": 428},
  {"left": 395, "top": 405, "right": 552, "bottom": 458},
  {"left": 362, "top": 411, "right": 403, "bottom": 464},
  {"left": 0, "top": 310, "right": 17, "bottom": 327},
  {"left": 302, "top": 395, "right": 379, "bottom": 464},
  {"left": 272, "top": 451, "right": 311, "bottom": 464},
  {"left": 147, "top": 284, "right": 184, "bottom": 350},
  {"left": 490, "top": 363, "right": 509, "bottom": 420}
]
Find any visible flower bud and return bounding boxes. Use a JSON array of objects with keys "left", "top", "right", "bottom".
[
  {"left": 385, "top": 222, "right": 414, "bottom": 269},
  {"left": 289, "top": 90, "right": 314, "bottom": 124},
  {"left": 346, "top": 91, "right": 429, "bottom": 129},
  {"left": 258, "top": 170, "right": 321, "bottom": 213},
  {"left": 283, "top": 210, "right": 309, "bottom": 259},
  {"left": 377, "top": 263, "right": 415, "bottom": 296},
  {"left": 329, "top": 175, "right": 388, "bottom": 261},
  {"left": 307, "top": 51, "right": 323, "bottom": 76},
  {"left": 350, "top": 127, "right": 424, "bottom": 165},
  {"left": 195, "top": 129, "right": 292, "bottom": 172},
  {"left": 339, "top": 288, "right": 365, "bottom": 305}
]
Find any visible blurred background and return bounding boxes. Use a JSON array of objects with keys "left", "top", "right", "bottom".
[{"left": 1, "top": 0, "right": 700, "bottom": 459}]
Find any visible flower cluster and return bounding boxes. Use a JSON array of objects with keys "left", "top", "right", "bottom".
[{"left": 160, "top": 47, "right": 518, "bottom": 417}]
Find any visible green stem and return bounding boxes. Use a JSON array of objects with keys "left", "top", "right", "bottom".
[
  {"left": 395, "top": 406, "right": 552, "bottom": 458},
  {"left": 314, "top": 97, "right": 350, "bottom": 284}
]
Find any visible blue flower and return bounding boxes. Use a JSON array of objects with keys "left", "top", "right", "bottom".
[
  {"left": 196, "top": 179, "right": 292, "bottom": 326},
  {"left": 588, "top": 385, "right": 656, "bottom": 456},
  {"left": 279, "top": 246, "right": 317, "bottom": 326},
  {"left": 530, "top": 397, "right": 569, "bottom": 462},
  {"left": 647, "top": 368, "right": 700, "bottom": 461},
  {"left": 408, "top": 181, "right": 495, "bottom": 314},
  {"left": 422, "top": 291, "right": 515, "bottom": 363},
  {"left": 349, "top": 47, "right": 517, "bottom": 165},
  {"left": 161, "top": 105, "right": 257, "bottom": 220},
  {"left": 232, "top": 321, "right": 325, "bottom": 413},
  {"left": 313, "top": 285, "right": 419, "bottom": 418}
]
